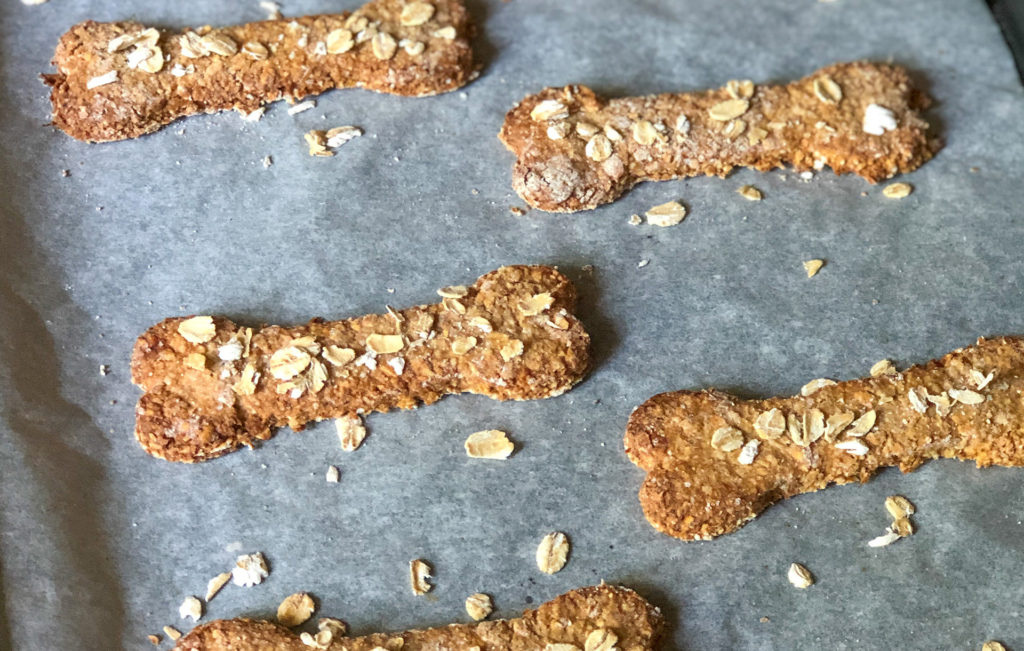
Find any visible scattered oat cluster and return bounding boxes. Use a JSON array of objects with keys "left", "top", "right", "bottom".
[
  {"left": 149, "top": 552, "right": 268, "bottom": 644},
  {"left": 867, "top": 495, "right": 918, "bottom": 547}
]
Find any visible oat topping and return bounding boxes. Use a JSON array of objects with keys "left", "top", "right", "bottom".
[
  {"left": 805, "top": 409, "right": 826, "bottom": 444},
  {"left": 452, "top": 336, "right": 478, "bottom": 355},
  {"left": 444, "top": 297, "right": 467, "bottom": 314},
  {"left": 318, "top": 618, "right": 348, "bottom": 638},
  {"left": 708, "top": 98, "right": 749, "bottom": 121},
  {"left": 547, "top": 122, "right": 569, "bottom": 140},
  {"left": 787, "top": 563, "right": 813, "bottom": 589},
  {"left": 824, "top": 411, "right": 854, "bottom": 440},
  {"left": 326, "top": 28, "right": 355, "bottom": 54},
  {"left": 232, "top": 552, "right": 269, "bottom": 587},
  {"left": 982, "top": 641, "right": 1007, "bottom": 651},
  {"left": 240, "top": 41, "right": 269, "bottom": 60},
  {"left": 163, "top": 626, "right": 182, "bottom": 641},
  {"left": 710, "top": 426, "right": 744, "bottom": 452},
  {"left": 585, "top": 629, "right": 619, "bottom": 651},
  {"left": 410, "top": 559, "right": 433, "bottom": 595},
  {"left": 179, "top": 596, "right": 203, "bottom": 621},
  {"left": 218, "top": 339, "right": 244, "bottom": 362},
  {"left": 908, "top": 387, "right": 929, "bottom": 413},
  {"left": 337, "top": 416, "right": 367, "bottom": 451},
  {"left": 601, "top": 125, "right": 621, "bottom": 142},
  {"left": 644, "top": 200, "right": 687, "bottom": 227},
  {"left": 400, "top": 2, "right": 435, "bottom": 26},
  {"left": 108, "top": 27, "right": 159, "bottom": 52},
  {"left": 628, "top": 214, "right": 642, "bottom": 226},
  {"left": 178, "top": 316, "right": 216, "bottom": 343},
  {"left": 205, "top": 572, "right": 231, "bottom": 601},
  {"left": 530, "top": 100, "right": 569, "bottom": 122},
  {"left": 803, "top": 259, "right": 824, "bottom": 278},
  {"left": 278, "top": 592, "right": 316, "bottom": 627},
  {"left": 835, "top": 438, "right": 869, "bottom": 456},
  {"left": 433, "top": 25, "right": 457, "bottom": 39},
  {"left": 519, "top": 292, "right": 554, "bottom": 316},
  {"left": 269, "top": 345, "right": 311, "bottom": 381},
  {"left": 870, "top": 359, "right": 896, "bottom": 377},
  {"left": 322, "top": 345, "right": 356, "bottom": 366},
  {"left": 812, "top": 76, "right": 842, "bottom": 104},
  {"left": 949, "top": 388, "right": 984, "bottom": 405},
  {"left": 585, "top": 134, "right": 613, "bottom": 162},
  {"left": 469, "top": 316, "right": 492, "bottom": 332},
  {"left": 863, "top": 103, "right": 897, "bottom": 135},
  {"left": 845, "top": 410, "right": 876, "bottom": 437},
  {"left": 674, "top": 113, "right": 691, "bottom": 135},
  {"left": 722, "top": 119, "right": 746, "bottom": 139},
  {"left": 737, "top": 185, "right": 762, "bottom": 201},
  {"left": 201, "top": 32, "right": 239, "bottom": 56},
  {"left": 737, "top": 439, "right": 760, "bottom": 465},
  {"left": 371, "top": 32, "right": 397, "bottom": 60},
  {"left": 401, "top": 39, "right": 425, "bottom": 56},
  {"left": 747, "top": 126, "right": 768, "bottom": 145},
  {"left": 536, "top": 532, "right": 570, "bottom": 574},
  {"left": 233, "top": 363, "right": 260, "bottom": 396},
  {"left": 754, "top": 408, "right": 786, "bottom": 439},
  {"left": 465, "top": 593, "right": 493, "bottom": 621},
  {"left": 464, "top": 430, "right": 514, "bottom": 459},
  {"left": 971, "top": 369, "right": 995, "bottom": 390},
  {"left": 726, "top": 79, "right": 755, "bottom": 99},
  {"left": 300, "top": 630, "right": 332, "bottom": 649},
  {"left": 365, "top": 334, "right": 404, "bottom": 355},
  {"left": 632, "top": 120, "right": 659, "bottom": 146},
  {"left": 800, "top": 378, "right": 836, "bottom": 396},
  {"left": 147, "top": 634, "right": 160, "bottom": 645},
  {"left": 184, "top": 352, "right": 206, "bottom": 370},
  {"left": 545, "top": 645, "right": 580, "bottom": 651},
  {"left": 575, "top": 121, "right": 599, "bottom": 137},
  {"left": 500, "top": 338, "right": 524, "bottom": 361}
]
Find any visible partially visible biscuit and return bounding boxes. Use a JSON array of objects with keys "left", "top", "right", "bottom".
[
  {"left": 174, "top": 584, "right": 663, "bottom": 651},
  {"left": 45, "top": 0, "right": 474, "bottom": 142},
  {"left": 500, "top": 61, "right": 938, "bottom": 212},
  {"left": 132, "top": 265, "right": 590, "bottom": 463},
  {"left": 625, "top": 336, "right": 1024, "bottom": 540}
]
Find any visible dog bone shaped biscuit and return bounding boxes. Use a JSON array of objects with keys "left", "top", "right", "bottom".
[
  {"left": 132, "top": 265, "right": 589, "bottom": 463},
  {"left": 174, "top": 585, "right": 663, "bottom": 651},
  {"left": 500, "top": 61, "right": 938, "bottom": 212},
  {"left": 45, "top": 0, "right": 474, "bottom": 141},
  {"left": 625, "top": 336, "right": 1024, "bottom": 540}
]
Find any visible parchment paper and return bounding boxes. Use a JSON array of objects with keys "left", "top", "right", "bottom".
[{"left": 2, "top": 0, "right": 1023, "bottom": 649}]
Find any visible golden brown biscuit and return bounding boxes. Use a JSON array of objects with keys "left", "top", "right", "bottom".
[
  {"left": 625, "top": 336, "right": 1024, "bottom": 540},
  {"left": 132, "top": 265, "right": 590, "bottom": 463},
  {"left": 499, "top": 61, "right": 938, "bottom": 212},
  {"left": 174, "top": 584, "right": 663, "bottom": 651},
  {"left": 45, "top": 0, "right": 474, "bottom": 142}
]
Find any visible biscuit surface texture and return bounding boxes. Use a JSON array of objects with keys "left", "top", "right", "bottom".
[
  {"left": 625, "top": 337, "right": 1024, "bottom": 540},
  {"left": 175, "top": 584, "right": 663, "bottom": 650},
  {"left": 46, "top": 0, "right": 474, "bottom": 142},
  {"left": 500, "top": 61, "right": 938, "bottom": 212},
  {"left": 132, "top": 265, "right": 590, "bottom": 463}
]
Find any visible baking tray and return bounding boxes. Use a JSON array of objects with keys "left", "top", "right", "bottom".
[{"left": 2, "top": 0, "right": 1023, "bottom": 648}]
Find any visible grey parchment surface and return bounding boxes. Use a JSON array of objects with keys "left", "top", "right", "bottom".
[{"left": 2, "top": 0, "right": 1023, "bottom": 649}]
